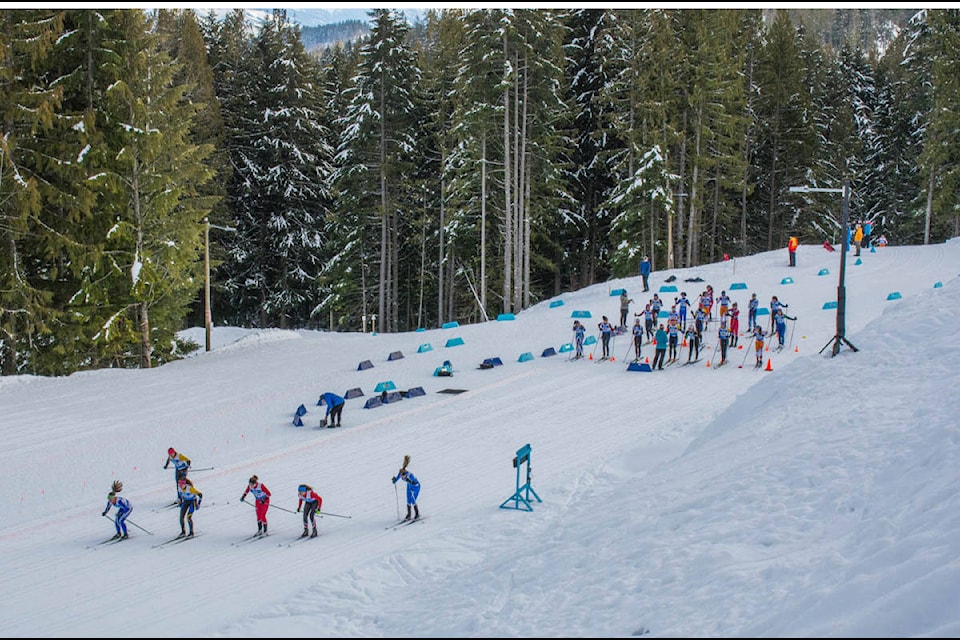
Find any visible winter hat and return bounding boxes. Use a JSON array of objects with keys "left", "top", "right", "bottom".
[
  {"left": 168, "top": 447, "right": 176, "bottom": 456},
  {"left": 298, "top": 485, "right": 307, "bottom": 493},
  {"left": 107, "top": 492, "right": 116, "bottom": 500}
]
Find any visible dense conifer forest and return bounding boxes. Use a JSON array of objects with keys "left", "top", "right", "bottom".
[{"left": 1, "top": 8, "right": 957, "bottom": 375}]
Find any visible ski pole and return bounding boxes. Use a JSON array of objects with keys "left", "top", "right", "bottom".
[
  {"left": 788, "top": 318, "right": 798, "bottom": 350},
  {"left": 189, "top": 466, "right": 215, "bottom": 472},
  {"left": 590, "top": 334, "right": 599, "bottom": 357},
  {"left": 241, "top": 499, "right": 297, "bottom": 515},
  {"left": 125, "top": 518, "right": 154, "bottom": 535},
  {"left": 394, "top": 483, "right": 400, "bottom": 520},
  {"left": 319, "top": 509, "right": 352, "bottom": 519},
  {"left": 738, "top": 340, "right": 752, "bottom": 367},
  {"left": 710, "top": 340, "right": 721, "bottom": 366}
]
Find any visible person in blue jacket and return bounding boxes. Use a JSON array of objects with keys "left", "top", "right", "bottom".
[
  {"left": 102, "top": 491, "right": 133, "bottom": 540},
  {"left": 320, "top": 391, "right": 345, "bottom": 427},
  {"left": 392, "top": 455, "right": 421, "bottom": 520},
  {"left": 652, "top": 324, "right": 668, "bottom": 370},
  {"left": 639, "top": 256, "right": 651, "bottom": 292}
]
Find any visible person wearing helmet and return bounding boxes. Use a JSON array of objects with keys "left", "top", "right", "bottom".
[
  {"left": 102, "top": 491, "right": 133, "bottom": 540},
  {"left": 163, "top": 447, "right": 191, "bottom": 505},
  {"left": 176, "top": 477, "right": 202, "bottom": 538},
  {"left": 241, "top": 475, "right": 272, "bottom": 536},
  {"left": 296, "top": 484, "right": 322, "bottom": 538}
]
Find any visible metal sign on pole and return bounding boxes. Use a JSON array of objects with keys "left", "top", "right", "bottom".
[
  {"left": 788, "top": 182, "right": 859, "bottom": 357},
  {"left": 499, "top": 443, "right": 542, "bottom": 512}
]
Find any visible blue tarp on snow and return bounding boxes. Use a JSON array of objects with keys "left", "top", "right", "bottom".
[
  {"left": 388, "top": 350, "right": 404, "bottom": 361},
  {"left": 445, "top": 337, "right": 464, "bottom": 347},
  {"left": 780, "top": 277, "right": 794, "bottom": 284},
  {"left": 441, "top": 321, "right": 459, "bottom": 329},
  {"left": 482, "top": 357, "right": 504, "bottom": 366},
  {"left": 627, "top": 362, "right": 652, "bottom": 372},
  {"left": 549, "top": 300, "right": 565, "bottom": 308},
  {"left": 496, "top": 313, "right": 515, "bottom": 321},
  {"left": 363, "top": 397, "right": 382, "bottom": 409},
  {"left": 417, "top": 343, "right": 433, "bottom": 353},
  {"left": 730, "top": 282, "right": 748, "bottom": 290},
  {"left": 295, "top": 404, "right": 307, "bottom": 417},
  {"left": 583, "top": 335, "right": 597, "bottom": 345},
  {"left": 571, "top": 310, "right": 592, "bottom": 318},
  {"left": 382, "top": 391, "right": 402, "bottom": 404},
  {"left": 559, "top": 343, "right": 574, "bottom": 353},
  {"left": 374, "top": 380, "right": 396, "bottom": 392},
  {"left": 818, "top": 268, "right": 830, "bottom": 276},
  {"left": 406, "top": 386, "right": 426, "bottom": 398},
  {"left": 357, "top": 360, "right": 374, "bottom": 371},
  {"left": 886, "top": 291, "right": 902, "bottom": 300},
  {"left": 610, "top": 288, "right": 625, "bottom": 296},
  {"left": 518, "top": 352, "right": 534, "bottom": 363},
  {"left": 541, "top": 347, "right": 557, "bottom": 357},
  {"left": 822, "top": 301, "right": 838, "bottom": 309},
  {"left": 344, "top": 388, "right": 364, "bottom": 400},
  {"left": 659, "top": 285, "right": 678, "bottom": 292}
]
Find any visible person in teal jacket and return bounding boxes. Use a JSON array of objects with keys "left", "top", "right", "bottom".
[
  {"left": 652, "top": 324, "right": 668, "bottom": 370},
  {"left": 320, "top": 392, "right": 345, "bottom": 427}
]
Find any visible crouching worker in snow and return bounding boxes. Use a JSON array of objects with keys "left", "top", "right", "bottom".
[{"left": 320, "top": 391, "right": 345, "bottom": 428}]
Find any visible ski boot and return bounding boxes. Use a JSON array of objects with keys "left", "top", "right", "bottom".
[
  {"left": 111, "top": 533, "right": 122, "bottom": 540},
  {"left": 257, "top": 521, "right": 263, "bottom": 536},
  {"left": 310, "top": 527, "right": 318, "bottom": 538},
  {"left": 404, "top": 505, "right": 412, "bottom": 521},
  {"left": 413, "top": 505, "right": 420, "bottom": 521},
  {"left": 121, "top": 533, "right": 129, "bottom": 540},
  {"left": 301, "top": 528, "right": 309, "bottom": 538}
]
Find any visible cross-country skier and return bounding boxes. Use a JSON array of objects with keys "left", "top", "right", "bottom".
[
  {"left": 102, "top": 491, "right": 132, "bottom": 540},
  {"left": 773, "top": 308, "right": 797, "bottom": 348},
  {"left": 177, "top": 477, "right": 202, "bottom": 538},
  {"left": 727, "top": 302, "right": 740, "bottom": 348},
  {"left": 752, "top": 325, "right": 766, "bottom": 367},
  {"left": 296, "top": 484, "right": 322, "bottom": 538},
  {"left": 684, "top": 324, "right": 700, "bottom": 363},
  {"left": 164, "top": 447, "right": 191, "bottom": 504},
  {"left": 643, "top": 304, "right": 655, "bottom": 342},
  {"left": 748, "top": 293, "right": 759, "bottom": 331},
  {"left": 619, "top": 291, "right": 633, "bottom": 328},
  {"left": 718, "top": 321, "right": 730, "bottom": 366},
  {"left": 392, "top": 455, "right": 421, "bottom": 521},
  {"left": 632, "top": 317, "right": 643, "bottom": 361},
  {"left": 573, "top": 320, "right": 586, "bottom": 358},
  {"left": 241, "top": 475, "right": 271, "bottom": 536},
  {"left": 598, "top": 316, "right": 613, "bottom": 359},
  {"left": 676, "top": 292, "right": 692, "bottom": 329}
]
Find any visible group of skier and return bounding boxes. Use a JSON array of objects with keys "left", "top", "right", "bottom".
[
  {"left": 98, "top": 449, "right": 422, "bottom": 542},
  {"left": 578, "top": 285, "right": 797, "bottom": 370}
]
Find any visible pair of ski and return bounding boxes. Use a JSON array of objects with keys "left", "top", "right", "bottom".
[
  {"left": 88, "top": 535, "right": 128, "bottom": 549},
  {"left": 386, "top": 516, "right": 426, "bottom": 530},
  {"left": 152, "top": 533, "right": 201, "bottom": 548}
]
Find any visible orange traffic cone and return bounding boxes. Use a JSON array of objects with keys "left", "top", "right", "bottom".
[
  {"left": 611, "top": 356, "right": 616, "bottom": 362},
  {"left": 705, "top": 360, "right": 711, "bottom": 367},
  {"left": 765, "top": 358, "right": 773, "bottom": 371},
  {"left": 645, "top": 356, "right": 649, "bottom": 364},
  {"left": 682, "top": 338, "right": 687, "bottom": 347},
  {"left": 589, "top": 352, "right": 593, "bottom": 360},
  {"left": 794, "top": 345, "right": 799, "bottom": 353}
]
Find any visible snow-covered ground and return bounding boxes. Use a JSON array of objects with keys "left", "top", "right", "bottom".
[{"left": 2, "top": 240, "right": 959, "bottom": 638}]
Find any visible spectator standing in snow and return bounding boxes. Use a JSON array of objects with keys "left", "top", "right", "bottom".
[
  {"left": 639, "top": 256, "right": 651, "bottom": 292},
  {"left": 652, "top": 324, "right": 668, "bottom": 370},
  {"left": 619, "top": 291, "right": 633, "bottom": 328},
  {"left": 748, "top": 293, "right": 759, "bottom": 331}
]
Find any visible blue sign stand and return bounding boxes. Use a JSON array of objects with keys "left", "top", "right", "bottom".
[{"left": 499, "top": 444, "right": 542, "bottom": 511}]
